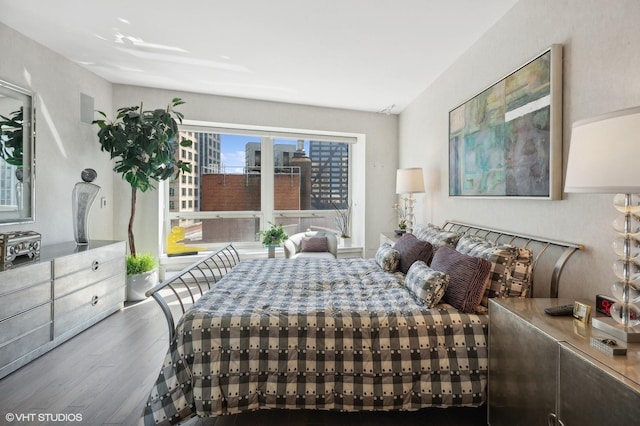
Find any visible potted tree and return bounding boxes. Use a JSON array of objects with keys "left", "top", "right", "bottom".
[{"left": 94, "top": 98, "right": 192, "bottom": 301}]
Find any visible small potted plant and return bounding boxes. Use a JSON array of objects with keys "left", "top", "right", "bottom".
[
  {"left": 259, "top": 222, "right": 288, "bottom": 258},
  {"left": 393, "top": 202, "right": 408, "bottom": 234},
  {"left": 332, "top": 201, "right": 352, "bottom": 247},
  {"left": 125, "top": 253, "right": 157, "bottom": 301}
]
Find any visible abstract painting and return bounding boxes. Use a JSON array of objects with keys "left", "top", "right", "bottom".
[{"left": 449, "top": 45, "right": 562, "bottom": 199}]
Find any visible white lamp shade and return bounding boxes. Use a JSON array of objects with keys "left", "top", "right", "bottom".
[
  {"left": 565, "top": 106, "right": 640, "bottom": 194},
  {"left": 396, "top": 168, "right": 425, "bottom": 194}
]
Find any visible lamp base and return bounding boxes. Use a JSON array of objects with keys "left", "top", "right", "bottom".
[{"left": 592, "top": 316, "right": 640, "bottom": 342}]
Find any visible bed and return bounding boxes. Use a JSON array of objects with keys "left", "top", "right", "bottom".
[{"left": 140, "top": 221, "right": 582, "bottom": 425}]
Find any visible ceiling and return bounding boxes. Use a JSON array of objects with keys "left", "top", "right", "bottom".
[{"left": 0, "top": 0, "right": 519, "bottom": 113}]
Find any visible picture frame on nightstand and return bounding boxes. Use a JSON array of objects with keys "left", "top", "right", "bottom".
[{"left": 572, "top": 301, "right": 591, "bottom": 324}]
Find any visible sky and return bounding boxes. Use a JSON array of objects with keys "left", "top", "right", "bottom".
[{"left": 219, "top": 134, "right": 310, "bottom": 173}]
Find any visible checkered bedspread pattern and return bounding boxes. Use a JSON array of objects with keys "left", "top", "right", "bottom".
[{"left": 141, "top": 258, "right": 488, "bottom": 425}]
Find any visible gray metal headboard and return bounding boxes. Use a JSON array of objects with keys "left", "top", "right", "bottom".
[{"left": 441, "top": 220, "right": 584, "bottom": 298}]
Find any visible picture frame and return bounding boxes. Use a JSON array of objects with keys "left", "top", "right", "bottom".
[
  {"left": 573, "top": 301, "right": 592, "bottom": 324},
  {"left": 449, "top": 44, "right": 563, "bottom": 199}
]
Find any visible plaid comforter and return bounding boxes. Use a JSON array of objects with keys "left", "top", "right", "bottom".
[{"left": 141, "top": 258, "right": 488, "bottom": 425}]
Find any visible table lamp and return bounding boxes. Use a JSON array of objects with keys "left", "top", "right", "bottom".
[
  {"left": 565, "top": 106, "right": 640, "bottom": 342},
  {"left": 396, "top": 168, "right": 425, "bottom": 233}
]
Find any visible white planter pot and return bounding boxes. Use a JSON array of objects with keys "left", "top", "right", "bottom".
[
  {"left": 340, "top": 237, "right": 352, "bottom": 248},
  {"left": 126, "top": 269, "right": 158, "bottom": 302}
]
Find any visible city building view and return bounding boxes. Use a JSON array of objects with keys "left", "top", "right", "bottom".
[{"left": 169, "top": 131, "right": 350, "bottom": 246}]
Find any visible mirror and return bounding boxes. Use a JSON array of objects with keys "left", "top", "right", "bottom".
[{"left": 0, "top": 80, "right": 34, "bottom": 224}]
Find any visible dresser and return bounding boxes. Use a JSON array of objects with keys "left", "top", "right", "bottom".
[
  {"left": 489, "top": 298, "right": 640, "bottom": 425},
  {"left": 0, "top": 240, "right": 125, "bottom": 379}
]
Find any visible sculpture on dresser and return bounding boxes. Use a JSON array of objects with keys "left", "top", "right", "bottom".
[{"left": 72, "top": 168, "right": 99, "bottom": 245}]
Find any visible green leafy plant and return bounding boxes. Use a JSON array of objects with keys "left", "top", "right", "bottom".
[
  {"left": 259, "top": 222, "right": 288, "bottom": 245},
  {"left": 126, "top": 253, "right": 157, "bottom": 275},
  {"left": 332, "top": 201, "right": 351, "bottom": 238},
  {"left": 0, "top": 107, "right": 24, "bottom": 168},
  {"left": 94, "top": 98, "right": 192, "bottom": 259}
]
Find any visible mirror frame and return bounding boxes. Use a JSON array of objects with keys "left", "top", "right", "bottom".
[{"left": 0, "top": 79, "right": 35, "bottom": 225}]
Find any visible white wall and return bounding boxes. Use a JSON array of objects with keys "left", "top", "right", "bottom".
[
  {"left": 0, "top": 22, "right": 114, "bottom": 245},
  {"left": 399, "top": 0, "right": 640, "bottom": 299},
  {"left": 0, "top": 22, "right": 398, "bottom": 258},
  {"left": 111, "top": 85, "right": 398, "bottom": 259}
]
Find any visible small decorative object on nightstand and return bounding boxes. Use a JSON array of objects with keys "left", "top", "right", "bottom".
[{"left": 392, "top": 202, "right": 408, "bottom": 235}]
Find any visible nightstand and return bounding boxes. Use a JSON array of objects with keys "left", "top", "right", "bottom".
[{"left": 379, "top": 232, "right": 403, "bottom": 246}]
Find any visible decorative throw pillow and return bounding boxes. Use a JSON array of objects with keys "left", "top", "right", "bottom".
[
  {"left": 431, "top": 246, "right": 492, "bottom": 313},
  {"left": 405, "top": 261, "right": 449, "bottom": 308},
  {"left": 375, "top": 243, "right": 400, "bottom": 272},
  {"left": 301, "top": 236, "right": 328, "bottom": 252},
  {"left": 413, "top": 223, "right": 463, "bottom": 257},
  {"left": 456, "top": 234, "right": 518, "bottom": 307},
  {"left": 502, "top": 247, "right": 534, "bottom": 297},
  {"left": 393, "top": 233, "right": 434, "bottom": 274}
]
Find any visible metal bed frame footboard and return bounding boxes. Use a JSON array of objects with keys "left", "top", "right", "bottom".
[
  {"left": 146, "top": 244, "right": 240, "bottom": 343},
  {"left": 442, "top": 221, "right": 584, "bottom": 298}
]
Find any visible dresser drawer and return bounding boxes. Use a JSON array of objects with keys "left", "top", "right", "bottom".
[
  {"left": 53, "top": 242, "right": 125, "bottom": 278},
  {"left": 0, "top": 322, "right": 51, "bottom": 368},
  {"left": 54, "top": 256, "right": 125, "bottom": 298},
  {"left": 53, "top": 273, "right": 125, "bottom": 338},
  {"left": 0, "top": 303, "right": 51, "bottom": 346},
  {"left": 0, "top": 281, "right": 52, "bottom": 322},
  {"left": 0, "top": 261, "right": 51, "bottom": 295}
]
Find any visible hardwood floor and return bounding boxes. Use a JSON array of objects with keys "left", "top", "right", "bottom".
[{"left": 0, "top": 297, "right": 487, "bottom": 426}]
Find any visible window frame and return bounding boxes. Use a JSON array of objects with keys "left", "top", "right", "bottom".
[{"left": 162, "top": 120, "right": 359, "bottom": 253}]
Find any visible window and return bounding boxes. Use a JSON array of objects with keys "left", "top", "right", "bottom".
[{"left": 165, "top": 125, "right": 355, "bottom": 251}]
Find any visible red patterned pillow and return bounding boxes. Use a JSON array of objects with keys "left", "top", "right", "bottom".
[
  {"left": 301, "top": 236, "right": 328, "bottom": 252},
  {"left": 393, "top": 233, "right": 433, "bottom": 274},
  {"left": 431, "top": 246, "right": 492, "bottom": 313}
]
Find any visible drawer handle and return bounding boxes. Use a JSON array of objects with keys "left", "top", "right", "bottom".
[
  {"left": 90, "top": 295, "right": 99, "bottom": 306},
  {"left": 91, "top": 260, "right": 100, "bottom": 271}
]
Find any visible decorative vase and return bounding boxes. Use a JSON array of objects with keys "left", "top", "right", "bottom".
[
  {"left": 72, "top": 168, "right": 99, "bottom": 245},
  {"left": 126, "top": 269, "right": 158, "bottom": 302},
  {"left": 265, "top": 244, "right": 279, "bottom": 258}
]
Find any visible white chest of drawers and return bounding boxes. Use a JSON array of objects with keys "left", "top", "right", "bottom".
[{"left": 0, "top": 240, "right": 125, "bottom": 379}]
